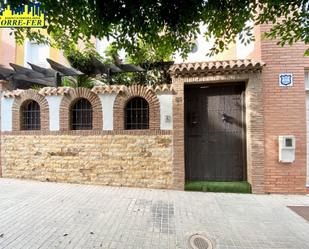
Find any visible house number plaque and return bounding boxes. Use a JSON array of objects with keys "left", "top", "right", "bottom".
[{"left": 279, "top": 73, "right": 293, "bottom": 87}]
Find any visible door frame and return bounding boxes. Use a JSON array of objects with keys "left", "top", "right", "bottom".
[{"left": 184, "top": 82, "right": 247, "bottom": 181}]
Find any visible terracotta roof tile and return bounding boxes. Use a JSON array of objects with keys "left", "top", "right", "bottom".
[
  {"left": 92, "top": 84, "right": 174, "bottom": 94},
  {"left": 2, "top": 89, "right": 24, "bottom": 98},
  {"left": 144, "top": 84, "right": 174, "bottom": 93},
  {"left": 170, "top": 59, "right": 265, "bottom": 76},
  {"left": 38, "top": 87, "right": 71, "bottom": 96},
  {"left": 2, "top": 84, "right": 175, "bottom": 98},
  {"left": 155, "top": 84, "right": 174, "bottom": 93},
  {"left": 91, "top": 85, "right": 127, "bottom": 94}
]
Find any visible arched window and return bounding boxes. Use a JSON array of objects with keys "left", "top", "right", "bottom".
[
  {"left": 71, "top": 98, "right": 93, "bottom": 130},
  {"left": 125, "top": 97, "right": 149, "bottom": 130},
  {"left": 21, "top": 100, "right": 41, "bottom": 130}
]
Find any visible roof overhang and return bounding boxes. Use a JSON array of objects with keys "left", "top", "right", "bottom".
[
  {"left": 170, "top": 59, "right": 265, "bottom": 77},
  {"left": 2, "top": 84, "right": 175, "bottom": 98}
]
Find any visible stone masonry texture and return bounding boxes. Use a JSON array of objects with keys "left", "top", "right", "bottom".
[{"left": 1, "top": 135, "right": 173, "bottom": 189}]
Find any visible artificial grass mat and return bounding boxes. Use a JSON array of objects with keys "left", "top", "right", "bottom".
[{"left": 185, "top": 181, "right": 252, "bottom": 193}]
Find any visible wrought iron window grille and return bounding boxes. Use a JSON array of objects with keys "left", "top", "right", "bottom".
[
  {"left": 125, "top": 97, "right": 149, "bottom": 130},
  {"left": 21, "top": 100, "right": 41, "bottom": 130},
  {"left": 71, "top": 98, "right": 93, "bottom": 130}
]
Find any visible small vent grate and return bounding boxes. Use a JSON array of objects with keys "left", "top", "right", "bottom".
[
  {"left": 188, "top": 234, "right": 214, "bottom": 249},
  {"left": 193, "top": 237, "right": 209, "bottom": 249}
]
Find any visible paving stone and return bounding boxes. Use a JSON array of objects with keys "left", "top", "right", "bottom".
[{"left": 0, "top": 179, "right": 308, "bottom": 249}]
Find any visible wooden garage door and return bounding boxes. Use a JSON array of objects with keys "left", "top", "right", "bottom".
[{"left": 185, "top": 84, "right": 246, "bottom": 181}]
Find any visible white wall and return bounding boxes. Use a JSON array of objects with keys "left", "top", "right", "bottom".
[
  {"left": 99, "top": 93, "right": 117, "bottom": 130},
  {"left": 95, "top": 23, "right": 257, "bottom": 64},
  {"left": 174, "top": 26, "right": 213, "bottom": 63},
  {"left": 174, "top": 24, "right": 256, "bottom": 62},
  {"left": 236, "top": 37, "right": 255, "bottom": 60},
  {"left": 24, "top": 40, "right": 50, "bottom": 68},
  {"left": 96, "top": 38, "right": 126, "bottom": 60},
  {"left": 1, "top": 97, "right": 14, "bottom": 131},
  {"left": 157, "top": 93, "right": 173, "bottom": 130},
  {"left": 0, "top": 92, "right": 174, "bottom": 132},
  {"left": 45, "top": 96, "right": 63, "bottom": 131}
]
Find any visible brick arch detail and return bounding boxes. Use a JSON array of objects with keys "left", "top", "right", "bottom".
[
  {"left": 59, "top": 88, "right": 103, "bottom": 131},
  {"left": 12, "top": 89, "right": 49, "bottom": 131},
  {"left": 113, "top": 85, "right": 160, "bottom": 130}
]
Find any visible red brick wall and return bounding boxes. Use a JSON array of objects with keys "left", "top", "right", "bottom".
[
  {"left": 113, "top": 85, "right": 160, "bottom": 131},
  {"left": 255, "top": 24, "right": 309, "bottom": 193},
  {"left": 59, "top": 88, "right": 103, "bottom": 131},
  {"left": 11, "top": 90, "right": 50, "bottom": 131}
]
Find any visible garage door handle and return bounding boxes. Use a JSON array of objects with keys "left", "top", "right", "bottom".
[{"left": 222, "top": 113, "right": 228, "bottom": 122}]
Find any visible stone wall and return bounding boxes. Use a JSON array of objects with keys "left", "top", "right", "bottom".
[
  {"left": 0, "top": 85, "right": 175, "bottom": 189},
  {"left": 1, "top": 134, "right": 173, "bottom": 189}
]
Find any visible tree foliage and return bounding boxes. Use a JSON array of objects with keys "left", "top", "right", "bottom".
[
  {"left": 64, "top": 42, "right": 102, "bottom": 76},
  {"left": 63, "top": 40, "right": 173, "bottom": 85},
  {"left": 2, "top": 0, "right": 309, "bottom": 56}
]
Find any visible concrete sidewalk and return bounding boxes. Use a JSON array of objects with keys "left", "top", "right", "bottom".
[{"left": 0, "top": 178, "right": 308, "bottom": 249}]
